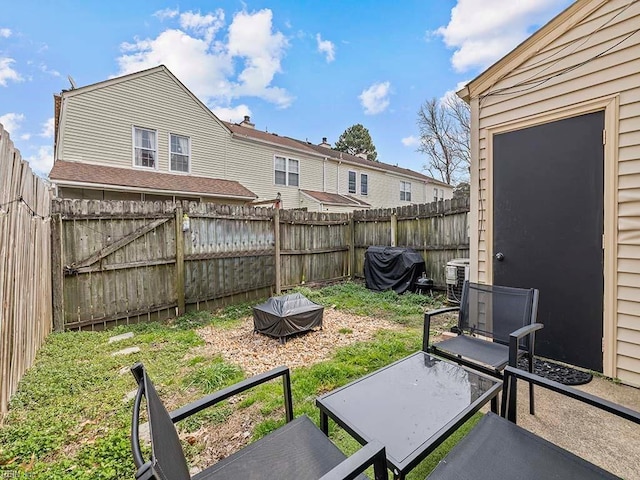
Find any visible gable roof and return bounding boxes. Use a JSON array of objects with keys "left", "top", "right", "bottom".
[
  {"left": 457, "top": 0, "right": 608, "bottom": 101},
  {"left": 49, "top": 161, "right": 256, "bottom": 200},
  {"left": 300, "top": 189, "right": 371, "bottom": 208},
  {"left": 225, "top": 121, "right": 450, "bottom": 187},
  {"left": 59, "top": 65, "right": 231, "bottom": 134}
]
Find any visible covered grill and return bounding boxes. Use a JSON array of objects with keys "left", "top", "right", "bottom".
[{"left": 364, "top": 246, "right": 426, "bottom": 294}]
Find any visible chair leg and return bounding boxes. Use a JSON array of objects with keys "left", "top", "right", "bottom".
[{"left": 528, "top": 353, "right": 535, "bottom": 415}]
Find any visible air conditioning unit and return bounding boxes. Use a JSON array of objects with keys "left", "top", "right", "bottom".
[{"left": 445, "top": 258, "right": 470, "bottom": 304}]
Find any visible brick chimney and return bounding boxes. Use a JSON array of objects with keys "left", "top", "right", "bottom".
[
  {"left": 240, "top": 115, "right": 255, "bottom": 129},
  {"left": 319, "top": 137, "right": 331, "bottom": 148}
]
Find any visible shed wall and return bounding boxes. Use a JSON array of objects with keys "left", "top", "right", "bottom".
[{"left": 471, "top": 0, "right": 640, "bottom": 385}]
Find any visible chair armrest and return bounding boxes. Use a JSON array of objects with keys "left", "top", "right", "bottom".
[
  {"left": 170, "top": 365, "right": 293, "bottom": 423},
  {"left": 423, "top": 306, "right": 460, "bottom": 351},
  {"left": 318, "top": 441, "right": 388, "bottom": 480},
  {"left": 503, "top": 366, "right": 640, "bottom": 424},
  {"left": 508, "top": 323, "right": 544, "bottom": 367},
  {"left": 510, "top": 322, "right": 544, "bottom": 340},
  {"left": 425, "top": 306, "right": 460, "bottom": 318}
]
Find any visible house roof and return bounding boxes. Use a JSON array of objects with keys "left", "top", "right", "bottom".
[
  {"left": 224, "top": 121, "right": 450, "bottom": 187},
  {"left": 457, "top": 0, "right": 607, "bottom": 101},
  {"left": 49, "top": 161, "right": 257, "bottom": 200},
  {"left": 300, "top": 189, "right": 371, "bottom": 207}
]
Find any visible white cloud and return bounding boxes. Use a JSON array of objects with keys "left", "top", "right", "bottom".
[
  {"left": 26, "top": 146, "right": 54, "bottom": 176},
  {"left": 436, "top": 0, "right": 572, "bottom": 72},
  {"left": 211, "top": 104, "right": 252, "bottom": 123},
  {"left": 440, "top": 80, "right": 471, "bottom": 103},
  {"left": 227, "top": 9, "right": 292, "bottom": 107},
  {"left": 401, "top": 135, "right": 419, "bottom": 147},
  {"left": 40, "top": 117, "right": 55, "bottom": 138},
  {"left": 0, "top": 28, "right": 11, "bottom": 38},
  {"left": 359, "top": 81, "right": 391, "bottom": 115},
  {"left": 117, "top": 8, "right": 292, "bottom": 110},
  {"left": 0, "top": 112, "right": 25, "bottom": 136},
  {"left": 40, "top": 63, "right": 61, "bottom": 77},
  {"left": 0, "top": 57, "right": 22, "bottom": 86},
  {"left": 316, "top": 34, "right": 335, "bottom": 62},
  {"left": 20, "top": 133, "right": 31, "bottom": 140},
  {"left": 153, "top": 8, "right": 179, "bottom": 20}
]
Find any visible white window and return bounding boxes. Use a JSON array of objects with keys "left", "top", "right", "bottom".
[
  {"left": 348, "top": 171, "right": 357, "bottom": 194},
  {"left": 400, "top": 181, "right": 412, "bottom": 201},
  {"left": 360, "top": 173, "right": 368, "bottom": 195},
  {"left": 170, "top": 134, "right": 190, "bottom": 173},
  {"left": 434, "top": 187, "right": 439, "bottom": 202},
  {"left": 133, "top": 127, "right": 157, "bottom": 168},
  {"left": 274, "top": 156, "right": 299, "bottom": 186},
  {"left": 439, "top": 189, "right": 444, "bottom": 201}
]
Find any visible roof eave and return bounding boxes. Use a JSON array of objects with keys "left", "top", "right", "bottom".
[
  {"left": 463, "top": 0, "right": 607, "bottom": 99},
  {"left": 51, "top": 179, "right": 257, "bottom": 200}
]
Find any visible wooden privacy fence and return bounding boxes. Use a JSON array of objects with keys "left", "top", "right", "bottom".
[
  {"left": 53, "top": 197, "right": 468, "bottom": 331},
  {"left": 0, "top": 124, "right": 52, "bottom": 414}
]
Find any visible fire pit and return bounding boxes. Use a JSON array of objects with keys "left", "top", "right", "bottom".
[{"left": 252, "top": 293, "right": 324, "bottom": 343}]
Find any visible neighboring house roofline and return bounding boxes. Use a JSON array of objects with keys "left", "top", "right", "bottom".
[
  {"left": 49, "top": 160, "right": 257, "bottom": 200},
  {"left": 300, "top": 189, "right": 371, "bottom": 208},
  {"left": 226, "top": 120, "right": 449, "bottom": 186},
  {"left": 457, "top": 0, "right": 607, "bottom": 102},
  {"left": 53, "top": 180, "right": 256, "bottom": 201}
]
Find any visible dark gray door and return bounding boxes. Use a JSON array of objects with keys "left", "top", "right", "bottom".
[{"left": 493, "top": 111, "right": 604, "bottom": 372}]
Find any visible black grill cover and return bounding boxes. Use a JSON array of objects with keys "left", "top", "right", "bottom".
[
  {"left": 364, "top": 246, "right": 426, "bottom": 294},
  {"left": 253, "top": 293, "right": 323, "bottom": 340}
]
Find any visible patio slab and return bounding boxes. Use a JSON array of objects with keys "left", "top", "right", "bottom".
[{"left": 510, "top": 375, "right": 640, "bottom": 480}]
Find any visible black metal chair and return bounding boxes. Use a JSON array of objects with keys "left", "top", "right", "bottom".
[
  {"left": 130, "top": 363, "right": 388, "bottom": 480},
  {"left": 425, "top": 366, "right": 640, "bottom": 479},
  {"left": 423, "top": 281, "right": 542, "bottom": 413}
]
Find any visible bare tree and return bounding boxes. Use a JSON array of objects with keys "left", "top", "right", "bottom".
[{"left": 417, "top": 95, "right": 470, "bottom": 185}]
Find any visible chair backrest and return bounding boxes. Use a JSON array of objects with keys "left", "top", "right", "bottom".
[
  {"left": 131, "top": 363, "right": 191, "bottom": 480},
  {"left": 459, "top": 281, "right": 537, "bottom": 346}
]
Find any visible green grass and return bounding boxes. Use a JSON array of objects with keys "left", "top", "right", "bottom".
[{"left": 0, "top": 282, "right": 474, "bottom": 479}]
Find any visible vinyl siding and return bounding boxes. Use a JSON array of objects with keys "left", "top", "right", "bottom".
[
  {"left": 58, "top": 69, "right": 228, "bottom": 177},
  {"left": 471, "top": 0, "right": 640, "bottom": 385},
  {"left": 55, "top": 67, "right": 451, "bottom": 212}
]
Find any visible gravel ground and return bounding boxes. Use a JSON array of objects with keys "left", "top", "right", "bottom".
[{"left": 193, "top": 308, "right": 404, "bottom": 375}]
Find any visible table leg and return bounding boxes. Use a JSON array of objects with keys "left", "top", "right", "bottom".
[
  {"left": 320, "top": 411, "right": 329, "bottom": 435},
  {"left": 491, "top": 395, "right": 498, "bottom": 414}
]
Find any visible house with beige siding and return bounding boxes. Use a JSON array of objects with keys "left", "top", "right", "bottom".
[
  {"left": 459, "top": 0, "right": 640, "bottom": 386},
  {"left": 49, "top": 65, "right": 451, "bottom": 211}
]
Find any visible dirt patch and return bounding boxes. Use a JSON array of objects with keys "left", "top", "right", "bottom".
[{"left": 192, "top": 308, "right": 404, "bottom": 375}]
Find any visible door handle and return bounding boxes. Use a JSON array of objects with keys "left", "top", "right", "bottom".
[{"left": 495, "top": 252, "right": 505, "bottom": 261}]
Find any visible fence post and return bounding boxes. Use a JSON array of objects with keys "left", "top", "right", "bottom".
[
  {"left": 274, "top": 208, "right": 281, "bottom": 294},
  {"left": 349, "top": 216, "right": 355, "bottom": 279},
  {"left": 390, "top": 212, "right": 398, "bottom": 247},
  {"left": 51, "top": 213, "right": 65, "bottom": 332},
  {"left": 175, "top": 206, "right": 185, "bottom": 316}
]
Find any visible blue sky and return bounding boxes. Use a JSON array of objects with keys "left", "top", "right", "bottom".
[{"left": 0, "top": 0, "right": 572, "bottom": 179}]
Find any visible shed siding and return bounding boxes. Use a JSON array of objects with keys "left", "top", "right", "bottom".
[
  {"left": 472, "top": 0, "right": 640, "bottom": 385},
  {"left": 59, "top": 70, "right": 229, "bottom": 178}
]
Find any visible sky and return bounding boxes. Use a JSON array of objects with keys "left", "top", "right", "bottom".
[{"left": 0, "top": 0, "right": 573, "bottom": 180}]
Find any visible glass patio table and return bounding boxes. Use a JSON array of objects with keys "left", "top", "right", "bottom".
[{"left": 316, "top": 351, "right": 502, "bottom": 480}]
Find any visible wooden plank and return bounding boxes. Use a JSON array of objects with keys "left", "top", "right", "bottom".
[
  {"left": 274, "top": 208, "right": 281, "bottom": 294},
  {"left": 175, "top": 207, "right": 185, "bottom": 315},
  {"left": 51, "top": 214, "right": 65, "bottom": 331},
  {"left": 68, "top": 217, "right": 170, "bottom": 269}
]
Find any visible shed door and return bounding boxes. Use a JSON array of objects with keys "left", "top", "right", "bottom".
[{"left": 493, "top": 111, "right": 604, "bottom": 372}]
